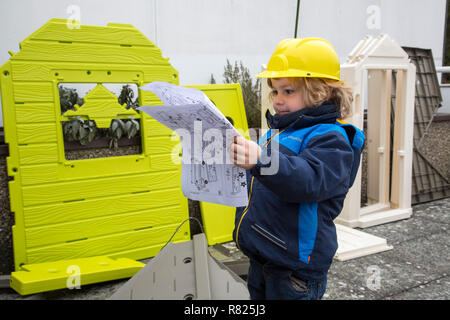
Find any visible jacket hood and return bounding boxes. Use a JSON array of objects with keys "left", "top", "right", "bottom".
[{"left": 266, "top": 100, "right": 341, "bottom": 130}]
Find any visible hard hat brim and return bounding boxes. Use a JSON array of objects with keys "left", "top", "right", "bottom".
[{"left": 254, "top": 69, "right": 340, "bottom": 81}]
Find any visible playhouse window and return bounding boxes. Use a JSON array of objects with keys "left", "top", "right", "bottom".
[{"left": 58, "top": 83, "right": 142, "bottom": 160}]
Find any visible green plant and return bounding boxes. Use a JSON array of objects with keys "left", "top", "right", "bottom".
[
  {"left": 62, "top": 117, "right": 140, "bottom": 149},
  {"left": 223, "top": 60, "right": 261, "bottom": 128},
  {"left": 209, "top": 74, "right": 216, "bottom": 84},
  {"left": 62, "top": 118, "right": 97, "bottom": 145},
  {"left": 118, "top": 84, "right": 139, "bottom": 109},
  {"left": 59, "top": 86, "right": 84, "bottom": 114},
  {"left": 109, "top": 118, "right": 140, "bottom": 150}
]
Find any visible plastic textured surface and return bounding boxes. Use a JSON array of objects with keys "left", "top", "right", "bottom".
[
  {"left": 109, "top": 234, "right": 249, "bottom": 300},
  {"left": 0, "top": 18, "right": 191, "bottom": 270},
  {"left": 10, "top": 256, "right": 144, "bottom": 296},
  {"left": 186, "top": 84, "right": 249, "bottom": 246}
]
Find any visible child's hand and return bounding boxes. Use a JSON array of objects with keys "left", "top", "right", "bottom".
[{"left": 228, "top": 136, "right": 261, "bottom": 170}]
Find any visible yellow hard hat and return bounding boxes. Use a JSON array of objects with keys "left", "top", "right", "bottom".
[{"left": 255, "top": 38, "right": 340, "bottom": 81}]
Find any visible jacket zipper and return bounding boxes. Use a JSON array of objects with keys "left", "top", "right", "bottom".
[
  {"left": 235, "top": 176, "right": 254, "bottom": 250},
  {"left": 235, "top": 117, "right": 302, "bottom": 250}
]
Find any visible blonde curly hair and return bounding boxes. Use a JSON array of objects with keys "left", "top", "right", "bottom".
[{"left": 268, "top": 77, "right": 353, "bottom": 119}]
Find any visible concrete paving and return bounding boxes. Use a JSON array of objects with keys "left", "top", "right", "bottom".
[
  {"left": 0, "top": 197, "right": 448, "bottom": 300},
  {"left": 324, "top": 197, "right": 450, "bottom": 300},
  {"left": 325, "top": 197, "right": 450, "bottom": 300}
]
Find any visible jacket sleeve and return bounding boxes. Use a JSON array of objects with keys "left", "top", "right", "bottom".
[{"left": 250, "top": 130, "right": 354, "bottom": 203}]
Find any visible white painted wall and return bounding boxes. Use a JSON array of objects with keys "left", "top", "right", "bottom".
[
  {"left": 155, "top": 0, "right": 297, "bottom": 85},
  {"left": 298, "top": 0, "right": 449, "bottom": 113},
  {"left": 0, "top": 0, "right": 447, "bottom": 127},
  {"left": 299, "top": 0, "right": 445, "bottom": 63}
]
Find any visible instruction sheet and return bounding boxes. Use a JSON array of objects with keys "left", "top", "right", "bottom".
[{"left": 138, "top": 82, "right": 248, "bottom": 207}]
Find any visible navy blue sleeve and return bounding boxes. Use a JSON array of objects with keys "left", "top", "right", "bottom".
[{"left": 250, "top": 131, "right": 354, "bottom": 203}]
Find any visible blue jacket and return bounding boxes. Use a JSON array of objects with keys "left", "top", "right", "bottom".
[{"left": 233, "top": 101, "right": 365, "bottom": 280}]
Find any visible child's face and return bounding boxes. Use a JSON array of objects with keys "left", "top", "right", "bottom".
[{"left": 270, "top": 78, "right": 306, "bottom": 115}]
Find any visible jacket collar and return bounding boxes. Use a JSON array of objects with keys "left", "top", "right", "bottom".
[{"left": 265, "top": 100, "right": 341, "bottom": 130}]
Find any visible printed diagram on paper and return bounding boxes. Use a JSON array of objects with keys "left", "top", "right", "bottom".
[{"left": 138, "top": 82, "right": 248, "bottom": 207}]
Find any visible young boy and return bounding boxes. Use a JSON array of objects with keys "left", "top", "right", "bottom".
[{"left": 228, "top": 38, "right": 365, "bottom": 300}]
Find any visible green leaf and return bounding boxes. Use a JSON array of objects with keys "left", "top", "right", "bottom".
[
  {"left": 87, "top": 127, "right": 96, "bottom": 143},
  {"left": 79, "top": 127, "right": 88, "bottom": 140},
  {"left": 79, "top": 136, "right": 89, "bottom": 145},
  {"left": 63, "top": 122, "right": 71, "bottom": 136},
  {"left": 117, "top": 118, "right": 126, "bottom": 131},
  {"left": 127, "top": 119, "right": 139, "bottom": 139},
  {"left": 132, "top": 119, "right": 140, "bottom": 131},
  {"left": 72, "top": 120, "right": 80, "bottom": 140},
  {"left": 128, "top": 126, "right": 137, "bottom": 139},
  {"left": 125, "top": 120, "right": 132, "bottom": 133},
  {"left": 111, "top": 119, "right": 119, "bottom": 132},
  {"left": 115, "top": 127, "right": 123, "bottom": 140}
]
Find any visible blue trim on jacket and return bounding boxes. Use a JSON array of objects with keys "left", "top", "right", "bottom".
[{"left": 298, "top": 202, "right": 318, "bottom": 264}]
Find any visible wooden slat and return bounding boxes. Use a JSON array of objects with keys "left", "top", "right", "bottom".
[
  {"left": 10, "top": 256, "right": 144, "bottom": 296},
  {"left": 13, "top": 82, "right": 54, "bottom": 103},
  {"left": 20, "top": 164, "right": 59, "bottom": 185},
  {"left": 11, "top": 62, "right": 54, "bottom": 82},
  {"left": 16, "top": 123, "right": 58, "bottom": 144},
  {"left": 59, "top": 154, "right": 152, "bottom": 180},
  {"left": 25, "top": 204, "right": 186, "bottom": 248},
  {"left": 54, "top": 154, "right": 181, "bottom": 181},
  {"left": 23, "top": 187, "right": 184, "bottom": 226},
  {"left": 18, "top": 143, "right": 58, "bottom": 165},
  {"left": 144, "top": 118, "right": 175, "bottom": 137},
  {"left": 15, "top": 103, "right": 57, "bottom": 123},
  {"left": 26, "top": 223, "right": 189, "bottom": 264},
  {"left": 29, "top": 21, "right": 155, "bottom": 47},
  {"left": 11, "top": 60, "right": 177, "bottom": 82},
  {"left": 21, "top": 170, "right": 180, "bottom": 206},
  {"left": 143, "top": 71, "right": 179, "bottom": 84},
  {"left": 14, "top": 41, "right": 169, "bottom": 65},
  {"left": 150, "top": 154, "right": 181, "bottom": 171},
  {"left": 146, "top": 136, "right": 179, "bottom": 155}
]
